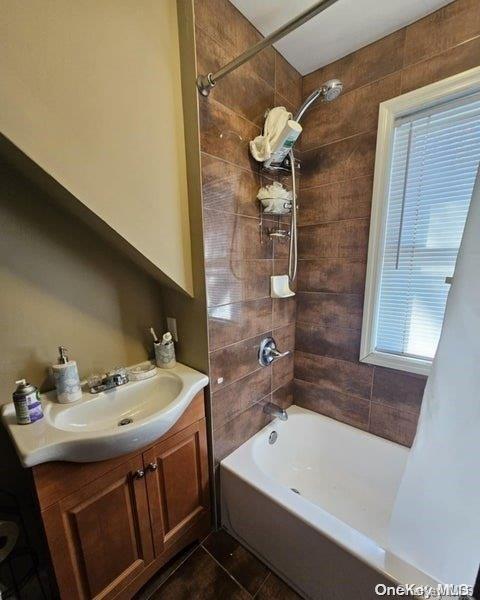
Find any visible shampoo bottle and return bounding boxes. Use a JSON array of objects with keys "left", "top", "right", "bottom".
[{"left": 52, "top": 346, "right": 82, "bottom": 404}]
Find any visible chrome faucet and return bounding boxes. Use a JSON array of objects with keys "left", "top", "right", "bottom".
[
  {"left": 263, "top": 402, "right": 288, "bottom": 421},
  {"left": 88, "top": 368, "right": 129, "bottom": 394}
]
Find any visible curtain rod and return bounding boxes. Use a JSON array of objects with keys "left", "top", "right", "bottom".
[{"left": 196, "top": 0, "right": 340, "bottom": 97}]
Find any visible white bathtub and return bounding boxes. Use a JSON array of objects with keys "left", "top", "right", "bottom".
[{"left": 221, "top": 405, "right": 443, "bottom": 599}]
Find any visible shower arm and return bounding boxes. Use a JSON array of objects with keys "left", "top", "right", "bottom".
[{"left": 196, "top": 0, "right": 340, "bottom": 96}]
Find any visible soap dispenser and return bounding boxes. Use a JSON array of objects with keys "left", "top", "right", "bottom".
[{"left": 52, "top": 346, "right": 82, "bottom": 404}]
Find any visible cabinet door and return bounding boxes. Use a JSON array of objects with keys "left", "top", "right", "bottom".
[
  {"left": 143, "top": 419, "right": 210, "bottom": 556},
  {"left": 42, "top": 456, "right": 154, "bottom": 600}
]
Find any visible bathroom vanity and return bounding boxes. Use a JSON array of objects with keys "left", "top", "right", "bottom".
[
  {"left": 32, "top": 391, "right": 209, "bottom": 599},
  {"left": 2, "top": 363, "right": 211, "bottom": 599}
]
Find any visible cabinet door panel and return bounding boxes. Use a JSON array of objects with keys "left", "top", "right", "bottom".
[
  {"left": 144, "top": 419, "right": 209, "bottom": 556},
  {"left": 42, "top": 456, "right": 153, "bottom": 600}
]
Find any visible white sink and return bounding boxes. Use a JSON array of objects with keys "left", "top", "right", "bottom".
[{"left": 1, "top": 362, "right": 208, "bottom": 467}]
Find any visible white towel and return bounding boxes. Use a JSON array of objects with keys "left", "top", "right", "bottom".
[{"left": 249, "top": 106, "right": 292, "bottom": 162}]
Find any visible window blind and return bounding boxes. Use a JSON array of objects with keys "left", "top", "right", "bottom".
[{"left": 375, "top": 92, "right": 480, "bottom": 361}]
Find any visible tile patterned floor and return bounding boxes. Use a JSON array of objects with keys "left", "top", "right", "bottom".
[{"left": 135, "top": 529, "right": 302, "bottom": 599}]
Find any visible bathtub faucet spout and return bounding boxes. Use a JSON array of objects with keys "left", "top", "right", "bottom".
[{"left": 264, "top": 402, "right": 288, "bottom": 421}]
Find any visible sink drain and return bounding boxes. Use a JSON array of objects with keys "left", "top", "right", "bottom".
[
  {"left": 118, "top": 418, "right": 133, "bottom": 426},
  {"left": 291, "top": 488, "right": 301, "bottom": 495}
]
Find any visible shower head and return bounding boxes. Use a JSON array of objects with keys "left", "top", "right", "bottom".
[
  {"left": 322, "top": 78, "right": 343, "bottom": 101},
  {"left": 294, "top": 79, "right": 343, "bottom": 122}
]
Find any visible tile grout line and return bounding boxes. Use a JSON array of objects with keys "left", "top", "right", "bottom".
[
  {"left": 253, "top": 571, "right": 271, "bottom": 599},
  {"left": 209, "top": 319, "right": 294, "bottom": 356},
  {"left": 195, "top": 22, "right": 276, "bottom": 92},
  {"left": 297, "top": 215, "right": 371, "bottom": 227},
  {"left": 200, "top": 543, "right": 258, "bottom": 598},
  {"left": 294, "top": 377, "right": 372, "bottom": 404},
  {"left": 141, "top": 544, "right": 199, "bottom": 600},
  {"left": 213, "top": 391, "right": 273, "bottom": 434},
  {"left": 301, "top": 126, "right": 377, "bottom": 154}
]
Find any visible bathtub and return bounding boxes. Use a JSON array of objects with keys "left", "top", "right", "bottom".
[{"left": 221, "top": 405, "right": 443, "bottom": 600}]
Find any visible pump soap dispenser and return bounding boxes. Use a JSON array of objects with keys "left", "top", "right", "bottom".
[{"left": 52, "top": 346, "right": 82, "bottom": 404}]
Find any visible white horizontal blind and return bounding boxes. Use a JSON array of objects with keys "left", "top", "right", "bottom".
[{"left": 375, "top": 92, "right": 480, "bottom": 361}]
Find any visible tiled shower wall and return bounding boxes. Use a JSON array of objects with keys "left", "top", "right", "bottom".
[
  {"left": 295, "top": 0, "right": 480, "bottom": 446},
  {"left": 194, "top": 0, "right": 301, "bottom": 464}
]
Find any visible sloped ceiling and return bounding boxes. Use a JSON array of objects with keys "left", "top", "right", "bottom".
[{"left": 231, "top": 0, "right": 455, "bottom": 75}]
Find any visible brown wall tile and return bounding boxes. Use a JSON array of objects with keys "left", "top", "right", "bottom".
[
  {"left": 210, "top": 332, "right": 271, "bottom": 392},
  {"left": 272, "top": 353, "right": 294, "bottom": 391},
  {"left": 301, "top": 74, "right": 401, "bottom": 150},
  {"left": 401, "top": 36, "right": 480, "bottom": 94},
  {"left": 194, "top": 0, "right": 275, "bottom": 86},
  {"left": 294, "top": 351, "right": 373, "bottom": 400},
  {"left": 303, "top": 29, "right": 405, "bottom": 96},
  {"left": 211, "top": 368, "right": 271, "bottom": 431},
  {"left": 298, "top": 176, "right": 373, "bottom": 226},
  {"left": 204, "top": 210, "right": 272, "bottom": 261},
  {"left": 369, "top": 403, "right": 418, "bottom": 447},
  {"left": 214, "top": 399, "right": 272, "bottom": 463},
  {"left": 372, "top": 367, "right": 427, "bottom": 415},
  {"left": 298, "top": 218, "right": 370, "bottom": 260},
  {"left": 301, "top": 132, "right": 377, "bottom": 189},
  {"left": 196, "top": 27, "right": 274, "bottom": 127},
  {"left": 273, "top": 297, "right": 296, "bottom": 329},
  {"left": 202, "top": 154, "right": 260, "bottom": 218},
  {"left": 205, "top": 259, "right": 272, "bottom": 307},
  {"left": 273, "top": 322, "right": 295, "bottom": 353},
  {"left": 208, "top": 298, "right": 272, "bottom": 351},
  {"left": 404, "top": 0, "right": 480, "bottom": 67},
  {"left": 275, "top": 52, "right": 302, "bottom": 107},
  {"left": 271, "top": 321, "right": 295, "bottom": 393},
  {"left": 294, "top": 379, "right": 370, "bottom": 430},
  {"left": 272, "top": 381, "right": 294, "bottom": 409},
  {"left": 297, "top": 258, "right": 367, "bottom": 294},
  {"left": 295, "top": 321, "right": 361, "bottom": 363},
  {"left": 199, "top": 99, "right": 259, "bottom": 171},
  {"left": 274, "top": 92, "right": 297, "bottom": 118},
  {"left": 296, "top": 292, "right": 363, "bottom": 330}
]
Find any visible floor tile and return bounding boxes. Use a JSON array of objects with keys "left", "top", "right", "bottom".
[
  {"left": 202, "top": 529, "right": 270, "bottom": 595},
  {"left": 150, "top": 547, "right": 250, "bottom": 600},
  {"left": 133, "top": 543, "right": 198, "bottom": 599},
  {"left": 256, "top": 573, "right": 303, "bottom": 599}
]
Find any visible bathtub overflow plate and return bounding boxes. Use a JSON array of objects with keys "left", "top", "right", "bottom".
[{"left": 269, "top": 431, "right": 278, "bottom": 444}]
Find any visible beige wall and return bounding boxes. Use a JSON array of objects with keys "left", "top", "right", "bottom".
[
  {"left": 0, "top": 0, "right": 193, "bottom": 294},
  {"left": 161, "top": 1, "right": 209, "bottom": 375},
  {"left": 0, "top": 160, "right": 164, "bottom": 401}
]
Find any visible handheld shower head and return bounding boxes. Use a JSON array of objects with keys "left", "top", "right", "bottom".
[
  {"left": 294, "top": 78, "right": 343, "bottom": 122},
  {"left": 321, "top": 79, "right": 343, "bottom": 102}
]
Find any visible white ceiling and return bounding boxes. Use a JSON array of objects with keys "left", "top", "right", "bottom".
[{"left": 230, "top": 0, "right": 455, "bottom": 75}]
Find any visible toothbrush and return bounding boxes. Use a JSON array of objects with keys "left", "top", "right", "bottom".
[{"left": 150, "top": 327, "right": 159, "bottom": 344}]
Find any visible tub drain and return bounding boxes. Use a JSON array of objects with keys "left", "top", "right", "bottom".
[
  {"left": 291, "top": 488, "right": 301, "bottom": 495},
  {"left": 268, "top": 431, "right": 278, "bottom": 445},
  {"left": 118, "top": 418, "right": 133, "bottom": 426}
]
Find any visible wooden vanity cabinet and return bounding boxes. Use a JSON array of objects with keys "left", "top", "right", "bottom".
[{"left": 33, "top": 392, "right": 210, "bottom": 600}]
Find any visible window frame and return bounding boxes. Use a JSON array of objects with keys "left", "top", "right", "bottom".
[{"left": 360, "top": 67, "right": 480, "bottom": 376}]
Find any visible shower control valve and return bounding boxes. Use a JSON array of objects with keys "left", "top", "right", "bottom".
[{"left": 259, "top": 337, "right": 290, "bottom": 367}]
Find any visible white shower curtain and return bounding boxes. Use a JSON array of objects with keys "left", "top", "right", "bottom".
[{"left": 388, "top": 168, "right": 480, "bottom": 586}]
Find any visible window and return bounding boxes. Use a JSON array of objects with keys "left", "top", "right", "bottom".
[{"left": 361, "top": 69, "right": 480, "bottom": 375}]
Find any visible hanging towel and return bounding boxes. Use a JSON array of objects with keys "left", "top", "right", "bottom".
[{"left": 249, "top": 106, "right": 292, "bottom": 162}]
